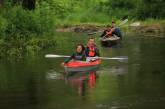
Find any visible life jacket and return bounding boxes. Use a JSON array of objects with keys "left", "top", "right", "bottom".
[
  {"left": 106, "top": 31, "right": 112, "bottom": 36},
  {"left": 88, "top": 46, "right": 96, "bottom": 57}
]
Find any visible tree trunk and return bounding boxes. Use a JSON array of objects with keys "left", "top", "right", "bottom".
[
  {"left": 12, "top": 0, "right": 23, "bottom": 5},
  {"left": 22, "top": 0, "right": 36, "bottom": 10},
  {"left": 13, "top": 0, "right": 17, "bottom": 4},
  {"left": 0, "top": 0, "right": 3, "bottom": 6}
]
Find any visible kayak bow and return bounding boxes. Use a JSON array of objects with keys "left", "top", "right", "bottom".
[{"left": 64, "top": 59, "right": 101, "bottom": 72}]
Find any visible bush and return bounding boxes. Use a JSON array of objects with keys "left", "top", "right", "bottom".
[
  {"left": 136, "top": 0, "right": 165, "bottom": 20},
  {"left": 0, "top": 4, "right": 56, "bottom": 57}
]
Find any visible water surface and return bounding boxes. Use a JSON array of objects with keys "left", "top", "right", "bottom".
[{"left": 0, "top": 33, "right": 165, "bottom": 109}]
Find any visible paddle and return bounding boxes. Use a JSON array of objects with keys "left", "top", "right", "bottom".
[
  {"left": 87, "top": 19, "right": 128, "bottom": 35},
  {"left": 45, "top": 54, "right": 70, "bottom": 58},
  {"left": 45, "top": 54, "right": 128, "bottom": 60},
  {"left": 129, "top": 22, "right": 140, "bottom": 27}
]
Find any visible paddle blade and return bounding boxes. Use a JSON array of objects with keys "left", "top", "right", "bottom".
[
  {"left": 99, "top": 56, "right": 128, "bottom": 60},
  {"left": 119, "top": 19, "right": 128, "bottom": 26},
  {"left": 45, "top": 54, "right": 70, "bottom": 58},
  {"left": 113, "top": 56, "right": 128, "bottom": 62},
  {"left": 129, "top": 22, "right": 140, "bottom": 27},
  {"left": 98, "top": 56, "right": 128, "bottom": 62}
]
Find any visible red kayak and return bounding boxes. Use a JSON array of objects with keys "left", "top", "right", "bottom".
[{"left": 64, "top": 59, "right": 101, "bottom": 72}]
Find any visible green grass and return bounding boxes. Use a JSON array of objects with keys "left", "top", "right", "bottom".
[{"left": 141, "top": 19, "right": 165, "bottom": 25}]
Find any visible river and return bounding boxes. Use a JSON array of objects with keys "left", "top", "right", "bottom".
[{"left": 0, "top": 32, "right": 165, "bottom": 109}]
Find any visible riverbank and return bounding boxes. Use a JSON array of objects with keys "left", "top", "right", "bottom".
[{"left": 55, "top": 20, "right": 165, "bottom": 38}]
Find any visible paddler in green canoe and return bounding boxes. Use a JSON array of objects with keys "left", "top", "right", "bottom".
[
  {"left": 61, "top": 44, "right": 86, "bottom": 66},
  {"left": 100, "top": 21, "right": 122, "bottom": 39}
]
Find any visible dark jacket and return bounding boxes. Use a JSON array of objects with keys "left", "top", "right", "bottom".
[
  {"left": 112, "top": 28, "right": 122, "bottom": 39},
  {"left": 64, "top": 52, "right": 86, "bottom": 63}
]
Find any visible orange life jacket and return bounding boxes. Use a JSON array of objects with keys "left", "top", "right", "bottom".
[
  {"left": 107, "top": 31, "right": 112, "bottom": 36},
  {"left": 105, "top": 30, "right": 113, "bottom": 37},
  {"left": 88, "top": 46, "right": 95, "bottom": 57}
]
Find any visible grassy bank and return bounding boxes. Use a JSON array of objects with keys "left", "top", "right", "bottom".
[
  {"left": 56, "top": 19, "right": 165, "bottom": 35},
  {"left": 125, "top": 19, "right": 165, "bottom": 37}
]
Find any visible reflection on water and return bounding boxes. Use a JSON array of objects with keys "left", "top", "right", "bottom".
[
  {"left": 101, "top": 40, "right": 122, "bottom": 48},
  {"left": 65, "top": 70, "right": 98, "bottom": 96},
  {"left": 46, "top": 69, "right": 64, "bottom": 80},
  {"left": 100, "top": 65, "right": 128, "bottom": 76}
]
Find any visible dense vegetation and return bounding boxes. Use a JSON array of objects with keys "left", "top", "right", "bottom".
[
  {"left": 99, "top": 0, "right": 165, "bottom": 20},
  {"left": 0, "top": 0, "right": 164, "bottom": 57},
  {"left": 0, "top": 1, "right": 56, "bottom": 57}
]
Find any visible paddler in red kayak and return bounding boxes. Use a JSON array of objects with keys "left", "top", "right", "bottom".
[
  {"left": 85, "top": 37, "right": 100, "bottom": 62},
  {"left": 61, "top": 44, "right": 86, "bottom": 66}
]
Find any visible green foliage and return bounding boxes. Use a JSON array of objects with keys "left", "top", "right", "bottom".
[
  {"left": 0, "top": 16, "right": 8, "bottom": 37},
  {"left": 136, "top": 0, "right": 165, "bottom": 19},
  {"left": 26, "top": 38, "right": 56, "bottom": 52},
  {"left": 1, "top": 5, "right": 54, "bottom": 38},
  {"left": 0, "top": 35, "right": 56, "bottom": 58},
  {"left": 37, "top": 0, "right": 72, "bottom": 19},
  {"left": 0, "top": 4, "right": 56, "bottom": 57},
  {"left": 104, "top": 0, "right": 135, "bottom": 10},
  {"left": 100, "top": 0, "right": 165, "bottom": 20},
  {"left": 0, "top": 35, "right": 25, "bottom": 57}
]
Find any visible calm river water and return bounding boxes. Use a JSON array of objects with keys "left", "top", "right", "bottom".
[{"left": 0, "top": 32, "right": 165, "bottom": 109}]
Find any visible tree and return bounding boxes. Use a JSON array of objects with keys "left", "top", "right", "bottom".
[
  {"left": 22, "top": 0, "right": 36, "bottom": 10},
  {"left": 12, "top": 0, "right": 22, "bottom": 5},
  {"left": 137, "top": 0, "right": 165, "bottom": 19},
  {"left": 0, "top": 0, "right": 3, "bottom": 6}
]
